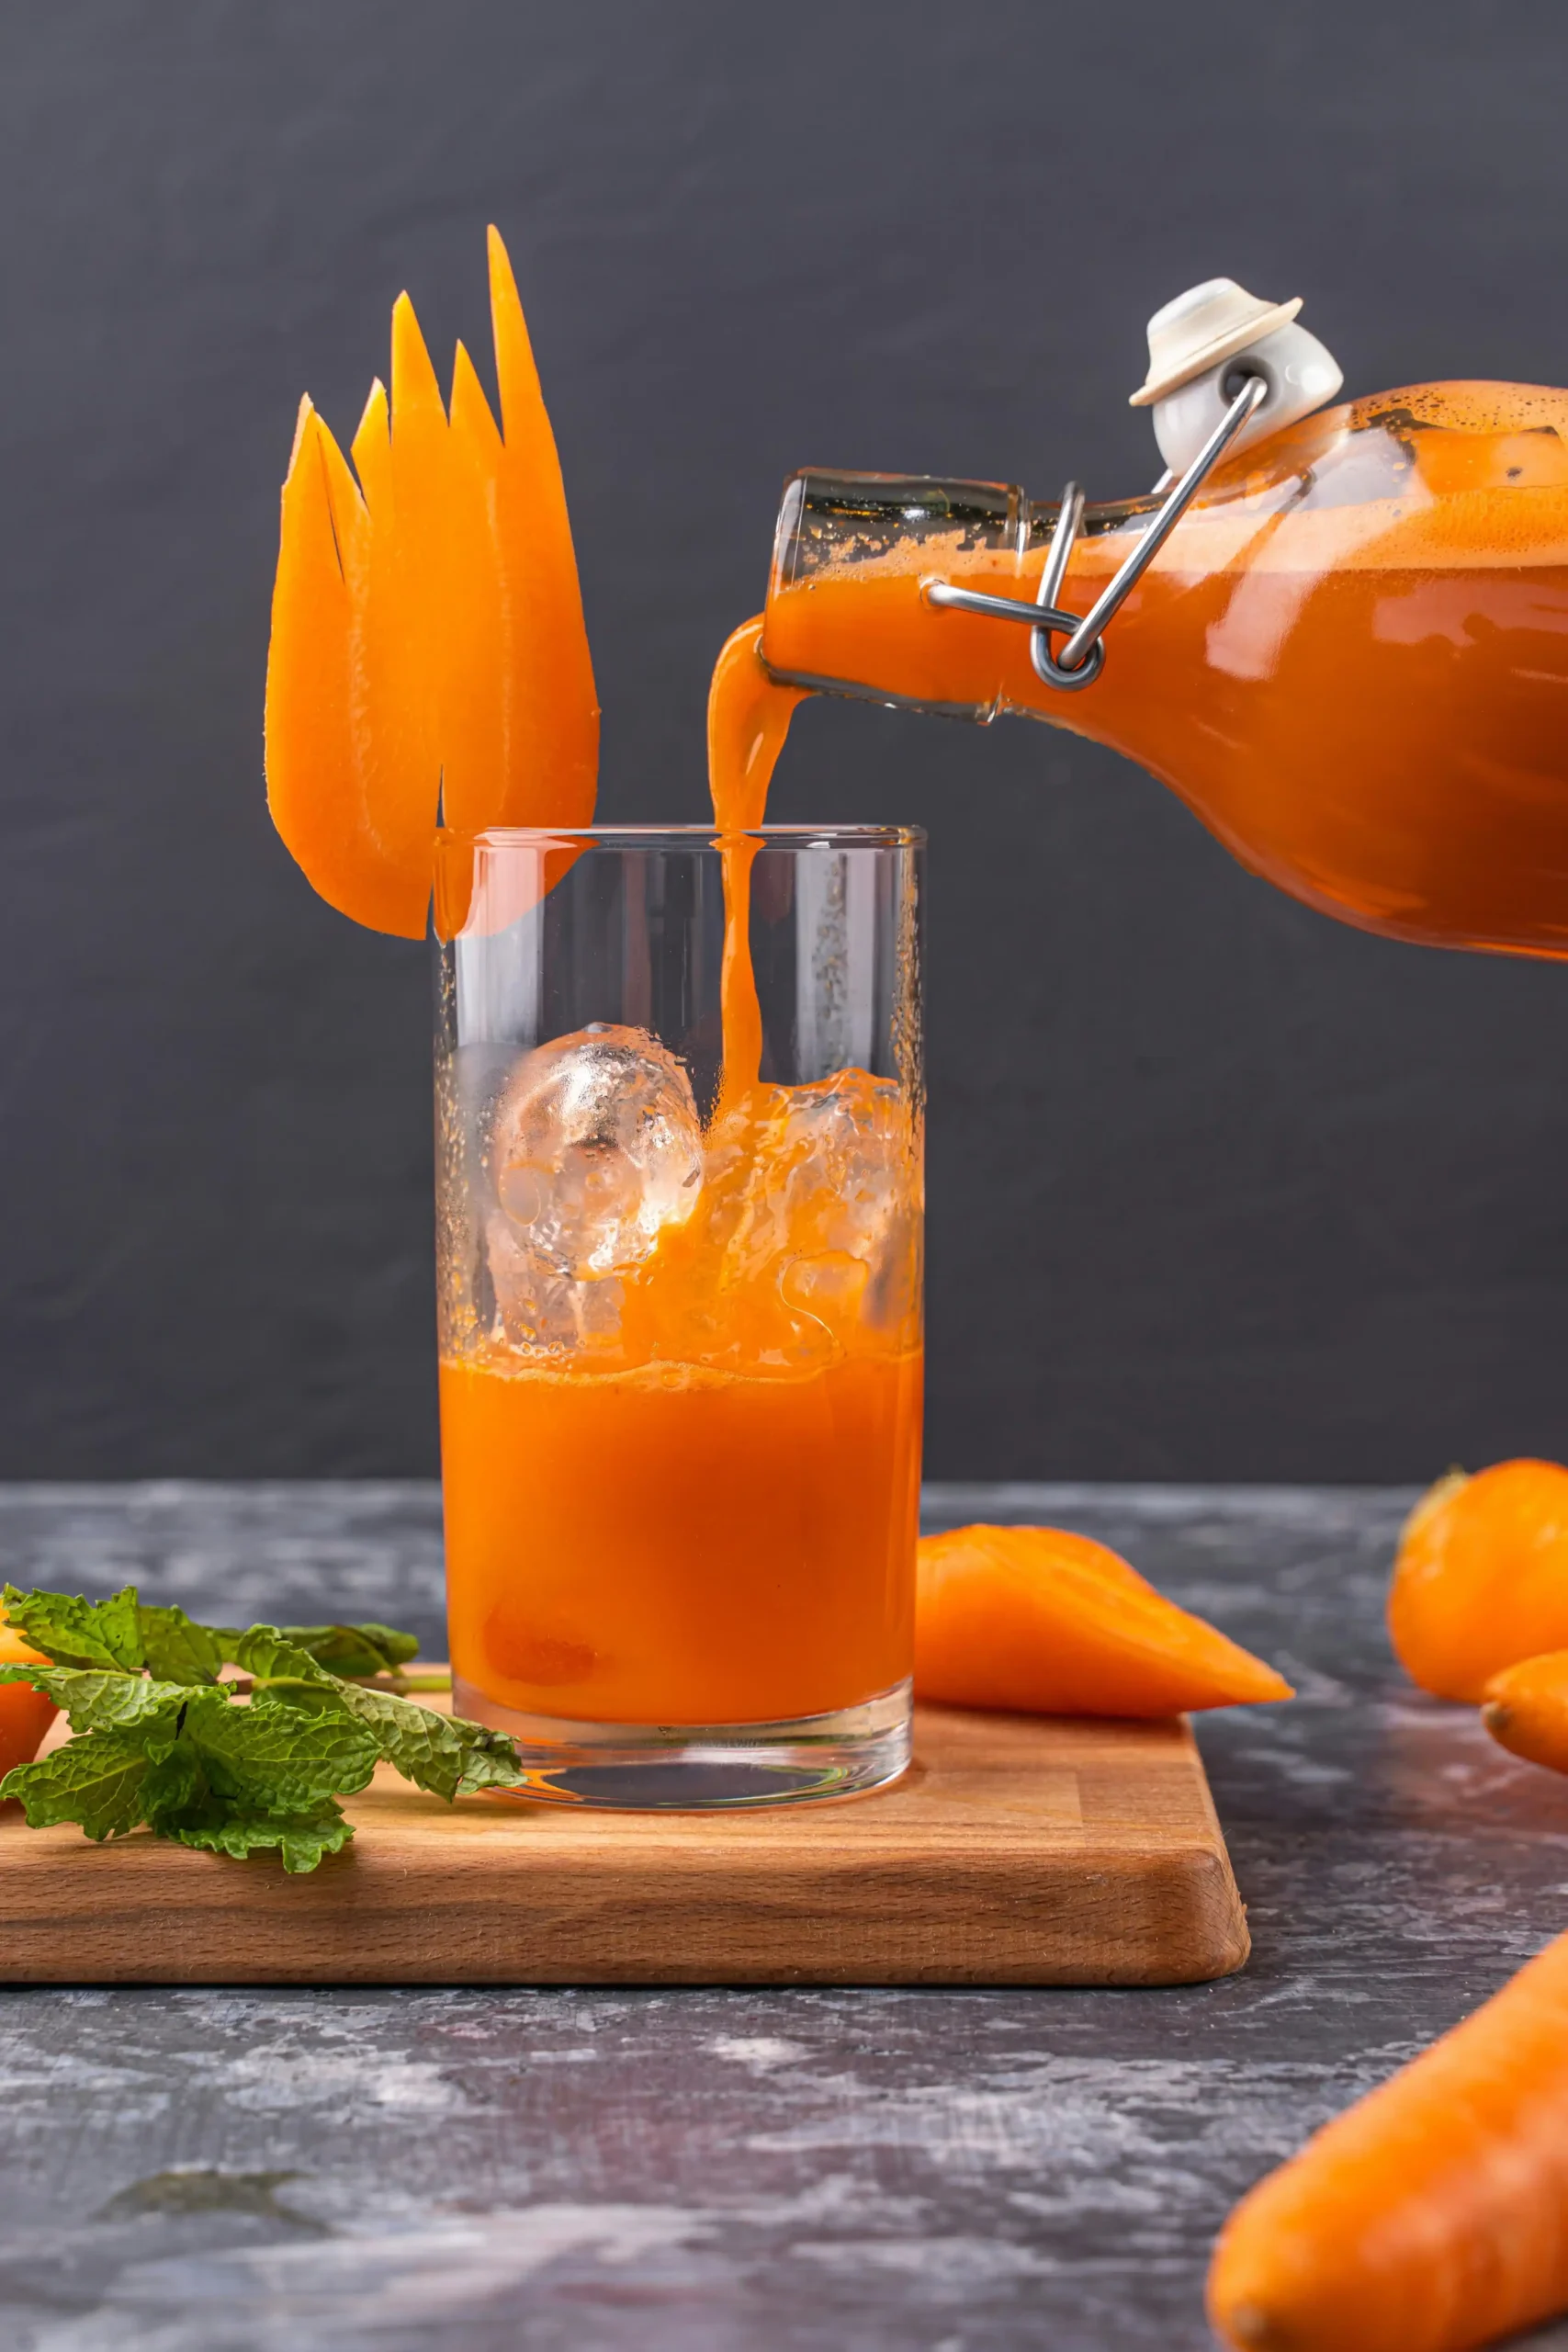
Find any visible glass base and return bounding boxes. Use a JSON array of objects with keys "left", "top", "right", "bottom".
[{"left": 453, "top": 1676, "right": 912, "bottom": 1809}]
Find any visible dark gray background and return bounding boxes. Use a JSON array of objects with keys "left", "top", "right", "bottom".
[{"left": 4, "top": 0, "right": 1568, "bottom": 1480}]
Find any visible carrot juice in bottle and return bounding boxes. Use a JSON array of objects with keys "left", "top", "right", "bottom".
[{"left": 761, "top": 293, "right": 1568, "bottom": 960}]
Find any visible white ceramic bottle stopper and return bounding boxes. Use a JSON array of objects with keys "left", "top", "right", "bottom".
[{"left": 1131, "top": 278, "right": 1344, "bottom": 478}]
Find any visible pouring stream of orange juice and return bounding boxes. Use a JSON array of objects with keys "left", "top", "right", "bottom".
[{"left": 706, "top": 617, "right": 808, "bottom": 1112}]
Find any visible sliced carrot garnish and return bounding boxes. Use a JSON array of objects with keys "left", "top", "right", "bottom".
[
  {"left": 439, "top": 229, "right": 599, "bottom": 840},
  {"left": 265, "top": 232, "right": 599, "bottom": 939},
  {"left": 265, "top": 399, "right": 439, "bottom": 940},
  {"left": 915, "top": 1522, "right": 1292, "bottom": 1716}
]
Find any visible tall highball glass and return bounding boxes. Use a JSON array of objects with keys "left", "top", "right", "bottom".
[{"left": 434, "top": 825, "right": 924, "bottom": 1806}]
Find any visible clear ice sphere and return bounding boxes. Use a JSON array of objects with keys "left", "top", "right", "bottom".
[{"left": 490, "top": 1023, "right": 704, "bottom": 1279}]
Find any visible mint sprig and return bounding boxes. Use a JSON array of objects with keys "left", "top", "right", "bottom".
[
  {"left": 0, "top": 1584, "right": 526, "bottom": 1872},
  {"left": 275, "top": 1623, "right": 421, "bottom": 1679}
]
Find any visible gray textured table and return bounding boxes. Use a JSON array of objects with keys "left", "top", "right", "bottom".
[{"left": 2, "top": 1481, "right": 1565, "bottom": 2352}]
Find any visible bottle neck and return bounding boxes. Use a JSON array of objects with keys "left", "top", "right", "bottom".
[{"left": 762, "top": 469, "right": 1154, "bottom": 715}]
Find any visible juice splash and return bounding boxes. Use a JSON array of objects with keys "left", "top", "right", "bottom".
[
  {"left": 440, "top": 623, "right": 923, "bottom": 1733},
  {"left": 764, "top": 384, "right": 1568, "bottom": 957}
]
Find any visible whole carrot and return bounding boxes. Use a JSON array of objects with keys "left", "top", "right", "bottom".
[
  {"left": 0, "top": 1616, "right": 56, "bottom": 1780},
  {"left": 1388, "top": 1459, "right": 1568, "bottom": 1702},
  {"left": 1483, "top": 1650, "right": 1568, "bottom": 1776},
  {"left": 1208, "top": 1929, "right": 1568, "bottom": 2352}
]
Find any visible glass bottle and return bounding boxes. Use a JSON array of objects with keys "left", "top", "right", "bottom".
[{"left": 761, "top": 382, "right": 1568, "bottom": 958}]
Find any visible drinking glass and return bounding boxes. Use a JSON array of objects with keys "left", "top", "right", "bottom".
[{"left": 434, "top": 824, "right": 924, "bottom": 1806}]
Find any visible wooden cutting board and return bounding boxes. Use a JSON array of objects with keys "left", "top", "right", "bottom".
[{"left": 0, "top": 1699, "right": 1248, "bottom": 1987}]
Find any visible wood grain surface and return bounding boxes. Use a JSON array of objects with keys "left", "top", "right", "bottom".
[{"left": 0, "top": 1701, "right": 1248, "bottom": 1988}]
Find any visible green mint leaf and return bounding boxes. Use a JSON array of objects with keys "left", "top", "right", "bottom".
[
  {"left": 1, "top": 1585, "right": 144, "bottom": 1673},
  {"left": 136, "top": 1603, "right": 225, "bottom": 1686},
  {"left": 0, "top": 1730, "right": 152, "bottom": 1838},
  {"left": 449, "top": 1730, "right": 531, "bottom": 1797},
  {"left": 2, "top": 1596, "right": 448, "bottom": 1867},
  {"left": 228, "top": 1626, "right": 339, "bottom": 1688},
  {"left": 185, "top": 1689, "right": 380, "bottom": 1810},
  {"left": 335, "top": 1683, "right": 527, "bottom": 1801},
  {"left": 278, "top": 1623, "right": 422, "bottom": 1679},
  {"left": 0, "top": 1664, "right": 188, "bottom": 1735},
  {"left": 166, "top": 1802, "right": 353, "bottom": 1874},
  {"left": 140, "top": 1742, "right": 207, "bottom": 1829}
]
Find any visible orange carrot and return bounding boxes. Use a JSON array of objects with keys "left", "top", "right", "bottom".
[
  {"left": 0, "top": 1620, "right": 57, "bottom": 1781},
  {"left": 265, "top": 231, "right": 599, "bottom": 939},
  {"left": 914, "top": 1523, "right": 1292, "bottom": 1716},
  {"left": 1208, "top": 1929, "right": 1568, "bottom": 2352},
  {"left": 265, "top": 296, "right": 450, "bottom": 940},
  {"left": 267, "top": 397, "right": 432, "bottom": 939},
  {"left": 1482, "top": 1649, "right": 1568, "bottom": 1775},
  {"left": 1389, "top": 1460, "right": 1568, "bottom": 1702},
  {"left": 439, "top": 227, "right": 599, "bottom": 835}
]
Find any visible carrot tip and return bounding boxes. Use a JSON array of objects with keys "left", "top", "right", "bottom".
[
  {"left": 285, "top": 393, "right": 315, "bottom": 479},
  {"left": 355, "top": 378, "right": 389, "bottom": 436}
]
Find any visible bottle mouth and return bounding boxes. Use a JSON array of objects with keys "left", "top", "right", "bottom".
[{"left": 770, "top": 468, "right": 1162, "bottom": 595}]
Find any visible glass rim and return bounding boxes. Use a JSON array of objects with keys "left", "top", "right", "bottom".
[{"left": 437, "top": 822, "right": 926, "bottom": 851}]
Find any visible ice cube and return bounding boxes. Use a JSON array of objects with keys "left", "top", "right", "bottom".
[
  {"left": 722, "top": 1069, "right": 920, "bottom": 1339},
  {"left": 485, "top": 1214, "right": 626, "bottom": 1354},
  {"left": 490, "top": 1023, "right": 704, "bottom": 1280},
  {"left": 484, "top": 1212, "right": 580, "bottom": 1351},
  {"left": 780, "top": 1250, "right": 872, "bottom": 1341},
  {"left": 775, "top": 1071, "right": 913, "bottom": 1263}
]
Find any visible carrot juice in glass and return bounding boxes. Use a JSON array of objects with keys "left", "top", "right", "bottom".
[{"left": 434, "top": 821, "right": 923, "bottom": 1804}]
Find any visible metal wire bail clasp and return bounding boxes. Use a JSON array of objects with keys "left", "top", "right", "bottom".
[{"left": 925, "top": 373, "right": 1269, "bottom": 692}]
